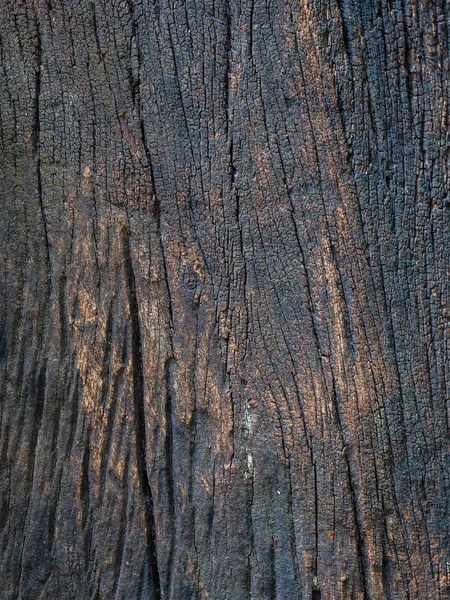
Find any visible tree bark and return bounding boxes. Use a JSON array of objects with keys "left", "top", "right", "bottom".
[{"left": 0, "top": 0, "right": 449, "bottom": 598}]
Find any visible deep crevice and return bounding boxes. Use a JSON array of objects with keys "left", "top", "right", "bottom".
[
  {"left": 127, "top": 0, "right": 174, "bottom": 330},
  {"left": 123, "top": 230, "right": 162, "bottom": 600},
  {"left": 34, "top": 20, "right": 51, "bottom": 272},
  {"left": 336, "top": 0, "right": 353, "bottom": 66},
  {"left": 164, "top": 356, "right": 176, "bottom": 598}
]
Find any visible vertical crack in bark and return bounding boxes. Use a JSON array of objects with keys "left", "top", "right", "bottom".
[
  {"left": 224, "top": 0, "right": 232, "bottom": 138},
  {"left": 343, "top": 448, "right": 370, "bottom": 600},
  {"left": 336, "top": 0, "right": 353, "bottom": 67},
  {"left": 80, "top": 424, "right": 91, "bottom": 533},
  {"left": 166, "top": 26, "right": 195, "bottom": 161},
  {"left": 246, "top": 452, "right": 255, "bottom": 597},
  {"left": 123, "top": 231, "right": 161, "bottom": 600},
  {"left": 150, "top": 164, "right": 174, "bottom": 330},
  {"left": 311, "top": 587, "right": 322, "bottom": 600},
  {"left": 16, "top": 361, "right": 47, "bottom": 593},
  {"left": 164, "top": 356, "right": 176, "bottom": 598},
  {"left": 33, "top": 19, "right": 51, "bottom": 273},
  {"left": 285, "top": 456, "right": 301, "bottom": 591},
  {"left": 248, "top": 0, "right": 255, "bottom": 61},
  {"left": 313, "top": 461, "right": 319, "bottom": 583},
  {"left": 225, "top": 7, "right": 250, "bottom": 358},
  {"left": 126, "top": 0, "right": 174, "bottom": 330},
  {"left": 329, "top": 370, "right": 371, "bottom": 600}
]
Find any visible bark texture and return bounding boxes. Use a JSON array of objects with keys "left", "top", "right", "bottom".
[{"left": 0, "top": 0, "right": 449, "bottom": 598}]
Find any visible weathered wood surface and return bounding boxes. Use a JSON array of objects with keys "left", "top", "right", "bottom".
[{"left": 0, "top": 0, "right": 449, "bottom": 598}]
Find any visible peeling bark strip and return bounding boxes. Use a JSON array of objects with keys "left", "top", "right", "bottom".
[{"left": 0, "top": 0, "right": 449, "bottom": 599}]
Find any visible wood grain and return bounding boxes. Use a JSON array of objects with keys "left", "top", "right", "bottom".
[{"left": 0, "top": 0, "right": 449, "bottom": 598}]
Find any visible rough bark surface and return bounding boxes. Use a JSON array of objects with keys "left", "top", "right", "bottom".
[{"left": 0, "top": 0, "right": 449, "bottom": 598}]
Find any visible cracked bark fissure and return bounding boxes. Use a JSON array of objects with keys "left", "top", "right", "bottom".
[{"left": 0, "top": 0, "right": 449, "bottom": 599}]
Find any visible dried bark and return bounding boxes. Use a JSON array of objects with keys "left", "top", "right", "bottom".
[{"left": 0, "top": 0, "right": 449, "bottom": 598}]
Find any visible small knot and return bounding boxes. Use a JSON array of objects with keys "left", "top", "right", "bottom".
[{"left": 183, "top": 272, "right": 198, "bottom": 291}]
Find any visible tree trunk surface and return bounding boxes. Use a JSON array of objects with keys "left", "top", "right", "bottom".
[{"left": 0, "top": 1, "right": 449, "bottom": 598}]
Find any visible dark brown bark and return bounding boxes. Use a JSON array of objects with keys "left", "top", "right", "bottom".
[{"left": 0, "top": 0, "right": 449, "bottom": 598}]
